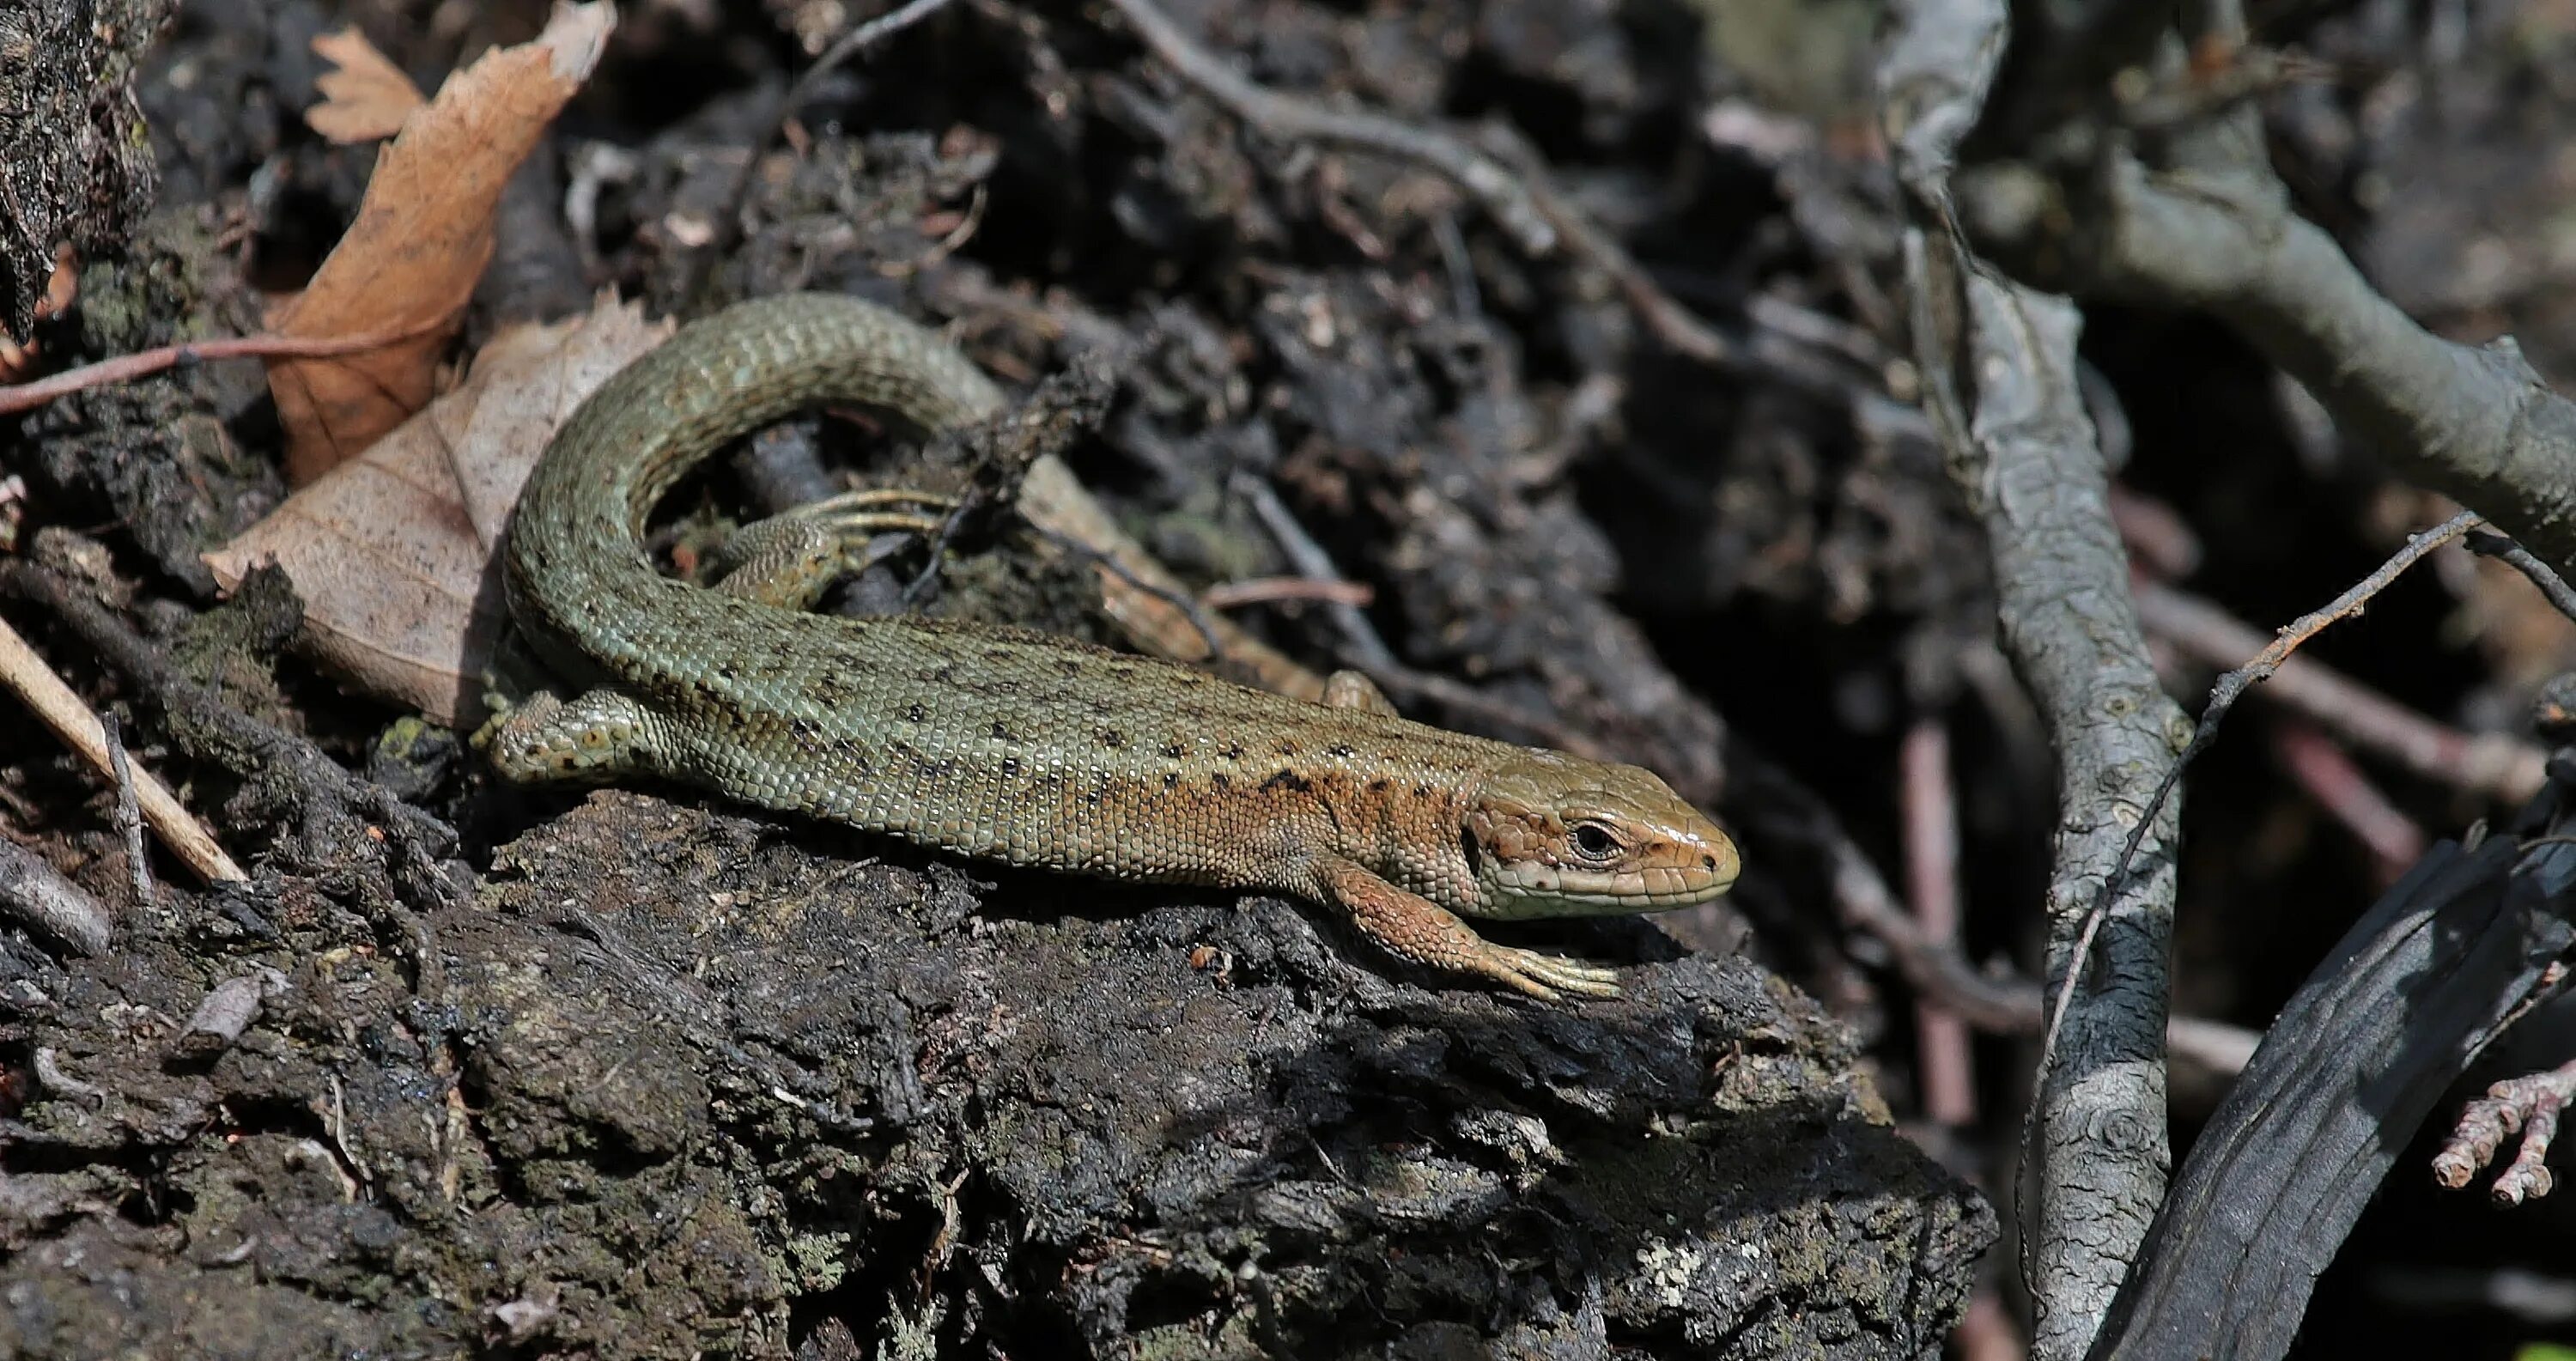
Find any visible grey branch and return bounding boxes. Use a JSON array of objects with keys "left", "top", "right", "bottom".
[
  {"left": 1953, "top": 265, "right": 2186, "bottom": 1361},
  {"left": 1962, "top": 136, "right": 2576, "bottom": 580},
  {"left": 1883, "top": 2, "right": 2188, "bottom": 1356}
]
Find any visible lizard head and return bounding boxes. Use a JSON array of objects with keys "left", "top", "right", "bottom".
[{"left": 1461, "top": 751, "right": 1740, "bottom": 918}]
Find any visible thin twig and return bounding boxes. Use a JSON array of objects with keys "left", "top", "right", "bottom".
[
  {"left": 2048, "top": 510, "right": 2486, "bottom": 1109},
  {"left": 0, "top": 839, "right": 112, "bottom": 956},
  {"left": 2435, "top": 1054, "right": 2576, "bottom": 1205},
  {"left": 1200, "top": 576, "right": 1375, "bottom": 611},
  {"left": 1099, "top": 0, "right": 1556, "bottom": 255},
  {"left": 2465, "top": 531, "right": 2576, "bottom": 623},
  {"left": 2132, "top": 574, "right": 2543, "bottom": 802},
  {"left": 1232, "top": 474, "right": 1397, "bottom": 671},
  {"left": 0, "top": 612, "right": 246, "bottom": 883},
  {"left": 0, "top": 320, "right": 445, "bottom": 416},
  {"left": 786, "top": 0, "right": 965, "bottom": 123},
  {"left": 100, "top": 713, "right": 156, "bottom": 909},
  {"left": 1025, "top": 521, "right": 1230, "bottom": 664},
  {"left": 2269, "top": 719, "right": 2426, "bottom": 885},
  {"left": 1353, "top": 660, "right": 1601, "bottom": 758},
  {"left": 1900, "top": 718, "right": 1976, "bottom": 1127}
]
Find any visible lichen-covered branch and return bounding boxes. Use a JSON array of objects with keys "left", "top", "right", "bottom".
[
  {"left": 1959, "top": 96, "right": 2576, "bottom": 580},
  {"left": 1882, "top": 3, "right": 2187, "bottom": 1356},
  {"left": 1952, "top": 264, "right": 2187, "bottom": 1361}
]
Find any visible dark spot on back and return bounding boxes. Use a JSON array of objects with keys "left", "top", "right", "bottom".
[
  {"left": 1219, "top": 743, "right": 1245, "bottom": 761},
  {"left": 1163, "top": 771, "right": 1180, "bottom": 789},
  {"left": 1276, "top": 742, "right": 1298, "bottom": 757},
  {"left": 1261, "top": 769, "right": 1313, "bottom": 794},
  {"left": 904, "top": 703, "right": 929, "bottom": 724},
  {"left": 1367, "top": 778, "right": 1389, "bottom": 793},
  {"left": 1326, "top": 743, "right": 1356, "bottom": 759},
  {"left": 990, "top": 720, "right": 1017, "bottom": 743},
  {"left": 1001, "top": 756, "right": 1022, "bottom": 776},
  {"left": 1099, "top": 729, "right": 1128, "bottom": 749},
  {"left": 1413, "top": 784, "right": 1431, "bottom": 799},
  {"left": 1162, "top": 742, "right": 1184, "bottom": 759},
  {"left": 984, "top": 648, "right": 1012, "bottom": 663},
  {"left": 1210, "top": 772, "right": 1231, "bottom": 790},
  {"left": 1055, "top": 659, "right": 1083, "bottom": 677}
]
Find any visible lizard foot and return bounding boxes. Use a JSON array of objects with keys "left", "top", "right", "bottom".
[{"left": 1314, "top": 853, "right": 1623, "bottom": 1002}]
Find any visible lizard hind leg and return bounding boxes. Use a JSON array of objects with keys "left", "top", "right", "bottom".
[
  {"left": 1310, "top": 854, "right": 1624, "bottom": 1001},
  {"left": 713, "top": 496, "right": 951, "bottom": 611},
  {"left": 486, "top": 688, "right": 663, "bottom": 786},
  {"left": 1321, "top": 670, "right": 1399, "bottom": 717}
]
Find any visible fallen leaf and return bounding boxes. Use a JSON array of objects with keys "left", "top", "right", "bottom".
[
  {"left": 267, "top": 2, "right": 615, "bottom": 485},
  {"left": 306, "top": 28, "right": 426, "bottom": 143},
  {"left": 210, "top": 296, "right": 672, "bottom": 726}
]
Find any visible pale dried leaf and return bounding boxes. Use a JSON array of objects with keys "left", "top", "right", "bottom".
[
  {"left": 306, "top": 27, "right": 426, "bottom": 143},
  {"left": 267, "top": 2, "right": 616, "bottom": 485},
  {"left": 210, "top": 296, "right": 672, "bottom": 726}
]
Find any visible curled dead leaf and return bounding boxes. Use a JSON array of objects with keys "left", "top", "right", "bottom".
[
  {"left": 306, "top": 27, "right": 426, "bottom": 143},
  {"left": 267, "top": 2, "right": 615, "bottom": 484},
  {"left": 210, "top": 295, "right": 672, "bottom": 726}
]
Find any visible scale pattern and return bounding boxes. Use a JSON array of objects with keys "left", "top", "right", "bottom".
[{"left": 492, "top": 294, "right": 1740, "bottom": 997}]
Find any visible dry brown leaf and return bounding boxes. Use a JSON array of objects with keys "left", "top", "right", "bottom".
[
  {"left": 267, "top": 2, "right": 615, "bottom": 485},
  {"left": 210, "top": 296, "right": 672, "bottom": 726},
  {"left": 306, "top": 28, "right": 427, "bottom": 143}
]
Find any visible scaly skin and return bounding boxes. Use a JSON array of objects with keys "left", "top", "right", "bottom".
[{"left": 491, "top": 293, "right": 1741, "bottom": 999}]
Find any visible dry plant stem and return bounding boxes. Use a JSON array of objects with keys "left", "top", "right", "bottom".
[
  {"left": 2269, "top": 719, "right": 2425, "bottom": 884},
  {"left": 0, "top": 839, "right": 112, "bottom": 956},
  {"left": 2433, "top": 1058, "right": 2576, "bottom": 1205},
  {"left": 1354, "top": 660, "right": 1599, "bottom": 760},
  {"left": 1200, "top": 577, "right": 1374, "bottom": 610},
  {"left": 0, "top": 564, "right": 459, "bottom": 949},
  {"left": 1735, "top": 738, "right": 2261, "bottom": 1070},
  {"left": 1098, "top": 0, "right": 1557, "bottom": 255},
  {"left": 2133, "top": 576, "right": 2543, "bottom": 801},
  {"left": 0, "top": 613, "right": 247, "bottom": 883},
  {"left": 1232, "top": 474, "right": 1397, "bottom": 671},
  {"left": 1018, "top": 457, "right": 1327, "bottom": 702},
  {"left": 2115, "top": 510, "right": 2489, "bottom": 882},
  {"left": 100, "top": 713, "right": 157, "bottom": 908},
  {"left": 2466, "top": 532, "right": 2576, "bottom": 623},
  {"left": 0, "top": 322, "right": 444, "bottom": 416},
  {"left": 1901, "top": 718, "right": 1977, "bottom": 1126},
  {"left": 786, "top": 0, "right": 964, "bottom": 118}
]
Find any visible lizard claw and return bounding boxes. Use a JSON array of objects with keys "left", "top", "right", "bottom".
[{"left": 1480, "top": 945, "right": 1625, "bottom": 1001}]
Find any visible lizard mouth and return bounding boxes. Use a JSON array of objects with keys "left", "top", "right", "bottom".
[{"left": 1476, "top": 855, "right": 1738, "bottom": 919}]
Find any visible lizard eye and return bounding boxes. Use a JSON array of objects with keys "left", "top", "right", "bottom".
[{"left": 1571, "top": 822, "right": 1620, "bottom": 861}]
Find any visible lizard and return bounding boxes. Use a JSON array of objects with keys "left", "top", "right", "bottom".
[{"left": 488, "top": 292, "right": 1740, "bottom": 999}]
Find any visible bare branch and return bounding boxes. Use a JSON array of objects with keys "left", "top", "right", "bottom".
[{"left": 1964, "top": 133, "right": 2576, "bottom": 579}]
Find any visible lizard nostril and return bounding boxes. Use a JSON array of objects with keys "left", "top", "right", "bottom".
[{"left": 1701, "top": 854, "right": 1716, "bottom": 870}]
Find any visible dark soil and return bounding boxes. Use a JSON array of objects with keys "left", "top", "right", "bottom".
[{"left": 6, "top": 0, "right": 2573, "bottom": 1357}]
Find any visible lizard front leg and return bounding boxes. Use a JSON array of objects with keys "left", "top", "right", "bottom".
[{"left": 1309, "top": 854, "right": 1623, "bottom": 1000}]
